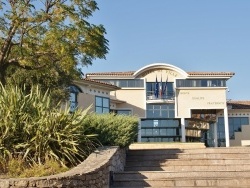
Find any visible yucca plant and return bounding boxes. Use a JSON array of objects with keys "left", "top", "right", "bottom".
[{"left": 0, "top": 84, "right": 98, "bottom": 167}]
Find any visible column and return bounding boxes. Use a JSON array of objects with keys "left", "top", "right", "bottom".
[
  {"left": 213, "top": 122, "right": 218, "bottom": 147},
  {"left": 224, "top": 107, "right": 230, "bottom": 147},
  {"left": 138, "top": 119, "right": 141, "bottom": 142},
  {"left": 181, "top": 118, "right": 186, "bottom": 142}
]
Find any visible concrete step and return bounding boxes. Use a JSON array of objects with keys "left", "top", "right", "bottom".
[
  {"left": 124, "top": 164, "right": 250, "bottom": 171},
  {"left": 114, "top": 171, "right": 250, "bottom": 180},
  {"left": 129, "top": 143, "right": 206, "bottom": 150},
  {"left": 126, "top": 153, "right": 250, "bottom": 161},
  {"left": 127, "top": 147, "right": 250, "bottom": 156},
  {"left": 114, "top": 147, "right": 250, "bottom": 187},
  {"left": 111, "top": 177, "right": 250, "bottom": 187},
  {"left": 125, "top": 158, "right": 250, "bottom": 166}
]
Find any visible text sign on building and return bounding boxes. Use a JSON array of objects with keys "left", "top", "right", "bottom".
[
  {"left": 176, "top": 88, "right": 227, "bottom": 118},
  {"left": 143, "top": 69, "right": 183, "bottom": 82}
]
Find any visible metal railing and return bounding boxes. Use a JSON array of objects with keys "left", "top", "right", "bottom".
[{"left": 146, "top": 91, "right": 175, "bottom": 100}]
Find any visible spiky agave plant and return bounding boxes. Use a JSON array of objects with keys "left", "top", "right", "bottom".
[{"left": 0, "top": 84, "right": 98, "bottom": 167}]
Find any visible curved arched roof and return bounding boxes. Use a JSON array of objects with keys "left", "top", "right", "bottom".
[{"left": 133, "top": 63, "right": 188, "bottom": 78}]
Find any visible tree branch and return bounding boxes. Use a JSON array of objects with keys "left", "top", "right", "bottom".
[
  {"left": 0, "top": 24, "right": 18, "bottom": 64},
  {"left": 7, "top": 58, "right": 46, "bottom": 70}
]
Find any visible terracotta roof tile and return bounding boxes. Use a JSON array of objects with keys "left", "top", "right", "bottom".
[
  {"left": 86, "top": 71, "right": 135, "bottom": 77},
  {"left": 87, "top": 71, "right": 234, "bottom": 77},
  {"left": 188, "top": 72, "right": 235, "bottom": 76},
  {"left": 227, "top": 101, "right": 250, "bottom": 109}
]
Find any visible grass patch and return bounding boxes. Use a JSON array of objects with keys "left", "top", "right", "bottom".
[{"left": 0, "top": 157, "right": 68, "bottom": 178}]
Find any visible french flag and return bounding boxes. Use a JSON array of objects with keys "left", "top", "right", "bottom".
[{"left": 154, "top": 77, "right": 159, "bottom": 98}]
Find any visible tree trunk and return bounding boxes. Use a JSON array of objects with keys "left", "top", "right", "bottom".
[{"left": 0, "top": 64, "right": 7, "bottom": 85}]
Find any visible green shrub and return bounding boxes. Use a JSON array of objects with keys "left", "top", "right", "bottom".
[
  {"left": 0, "top": 84, "right": 98, "bottom": 167},
  {"left": 83, "top": 113, "right": 138, "bottom": 147}
]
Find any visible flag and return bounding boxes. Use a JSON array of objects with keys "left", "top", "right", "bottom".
[
  {"left": 150, "top": 82, "right": 153, "bottom": 96},
  {"left": 162, "top": 76, "right": 168, "bottom": 97},
  {"left": 154, "top": 77, "right": 159, "bottom": 98},
  {"left": 159, "top": 76, "right": 163, "bottom": 97}
]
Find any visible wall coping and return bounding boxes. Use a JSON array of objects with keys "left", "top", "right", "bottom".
[{"left": 0, "top": 146, "right": 123, "bottom": 188}]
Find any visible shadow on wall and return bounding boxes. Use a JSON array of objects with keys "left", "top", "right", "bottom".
[{"left": 115, "top": 102, "right": 145, "bottom": 118}]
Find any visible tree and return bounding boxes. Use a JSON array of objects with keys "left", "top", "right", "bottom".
[{"left": 0, "top": 0, "right": 108, "bottom": 99}]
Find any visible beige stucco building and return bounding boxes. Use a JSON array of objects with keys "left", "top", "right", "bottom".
[{"left": 70, "top": 63, "right": 250, "bottom": 147}]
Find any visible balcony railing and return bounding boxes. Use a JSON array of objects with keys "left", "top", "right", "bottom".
[{"left": 146, "top": 91, "right": 175, "bottom": 100}]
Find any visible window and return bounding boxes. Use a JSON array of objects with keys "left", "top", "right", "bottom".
[
  {"left": 146, "top": 104, "right": 175, "bottom": 118},
  {"left": 96, "top": 79, "right": 144, "bottom": 88},
  {"left": 176, "top": 79, "right": 226, "bottom": 87},
  {"left": 140, "top": 119, "right": 181, "bottom": 142},
  {"left": 111, "top": 109, "right": 132, "bottom": 115},
  {"left": 69, "top": 85, "right": 81, "bottom": 112},
  {"left": 95, "top": 96, "right": 110, "bottom": 114},
  {"left": 141, "top": 119, "right": 179, "bottom": 128},
  {"left": 146, "top": 82, "right": 174, "bottom": 99},
  {"left": 217, "top": 117, "right": 249, "bottom": 141}
]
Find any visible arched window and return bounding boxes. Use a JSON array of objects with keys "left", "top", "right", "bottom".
[{"left": 69, "top": 85, "right": 82, "bottom": 112}]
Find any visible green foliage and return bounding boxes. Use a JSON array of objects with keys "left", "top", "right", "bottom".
[
  {"left": 5, "top": 65, "right": 79, "bottom": 103},
  {"left": 0, "top": 84, "right": 98, "bottom": 167},
  {"left": 0, "top": 0, "right": 108, "bottom": 100},
  {"left": 83, "top": 113, "right": 139, "bottom": 147}
]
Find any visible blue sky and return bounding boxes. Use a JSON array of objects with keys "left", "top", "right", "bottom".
[{"left": 84, "top": 0, "right": 250, "bottom": 100}]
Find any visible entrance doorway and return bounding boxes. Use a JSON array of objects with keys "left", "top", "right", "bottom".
[{"left": 186, "top": 109, "right": 217, "bottom": 146}]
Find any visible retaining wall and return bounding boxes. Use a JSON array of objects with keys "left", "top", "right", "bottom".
[{"left": 0, "top": 146, "right": 126, "bottom": 188}]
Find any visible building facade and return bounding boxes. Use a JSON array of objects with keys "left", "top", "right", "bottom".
[{"left": 72, "top": 63, "right": 250, "bottom": 147}]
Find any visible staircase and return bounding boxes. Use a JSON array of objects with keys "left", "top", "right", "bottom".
[{"left": 111, "top": 145, "right": 250, "bottom": 187}]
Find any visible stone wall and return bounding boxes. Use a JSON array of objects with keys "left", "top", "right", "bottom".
[{"left": 0, "top": 146, "right": 126, "bottom": 188}]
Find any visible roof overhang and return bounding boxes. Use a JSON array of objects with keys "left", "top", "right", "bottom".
[
  {"left": 187, "top": 72, "right": 235, "bottom": 80},
  {"left": 73, "top": 79, "right": 120, "bottom": 91}
]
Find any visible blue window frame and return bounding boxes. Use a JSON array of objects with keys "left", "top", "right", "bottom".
[
  {"left": 95, "top": 96, "right": 110, "bottom": 114},
  {"left": 146, "top": 82, "right": 174, "bottom": 99},
  {"left": 111, "top": 109, "right": 132, "bottom": 115},
  {"left": 69, "top": 85, "right": 81, "bottom": 112},
  {"left": 176, "top": 79, "right": 226, "bottom": 87},
  {"left": 217, "top": 117, "right": 249, "bottom": 143},
  {"left": 96, "top": 79, "right": 144, "bottom": 88},
  {"left": 141, "top": 118, "right": 181, "bottom": 142},
  {"left": 146, "top": 104, "right": 175, "bottom": 118}
]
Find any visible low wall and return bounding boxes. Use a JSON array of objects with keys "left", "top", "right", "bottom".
[{"left": 0, "top": 146, "right": 126, "bottom": 188}]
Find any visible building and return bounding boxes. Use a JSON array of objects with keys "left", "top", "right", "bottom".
[{"left": 71, "top": 63, "right": 250, "bottom": 147}]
